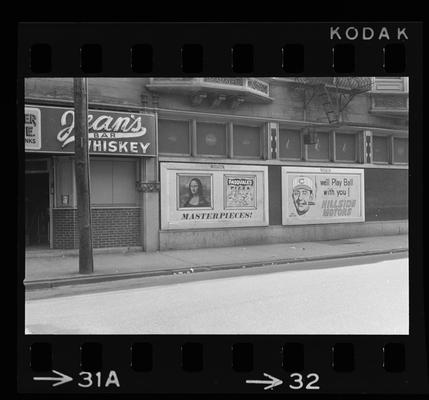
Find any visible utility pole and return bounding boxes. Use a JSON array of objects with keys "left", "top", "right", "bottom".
[{"left": 73, "top": 78, "right": 94, "bottom": 274}]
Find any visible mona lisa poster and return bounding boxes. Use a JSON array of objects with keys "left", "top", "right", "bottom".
[
  {"left": 282, "top": 166, "right": 365, "bottom": 225},
  {"left": 161, "top": 162, "right": 268, "bottom": 230},
  {"left": 177, "top": 175, "right": 213, "bottom": 209}
]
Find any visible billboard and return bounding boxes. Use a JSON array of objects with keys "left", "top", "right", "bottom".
[
  {"left": 282, "top": 166, "right": 365, "bottom": 225},
  {"left": 161, "top": 163, "right": 268, "bottom": 230},
  {"left": 24, "top": 105, "right": 156, "bottom": 156}
]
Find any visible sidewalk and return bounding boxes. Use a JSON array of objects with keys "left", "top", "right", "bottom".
[{"left": 24, "top": 234, "right": 408, "bottom": 290}]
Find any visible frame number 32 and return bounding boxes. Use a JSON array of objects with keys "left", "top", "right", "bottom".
[{"left": 289, "top": 373, "right": 320, "bottom": 390}]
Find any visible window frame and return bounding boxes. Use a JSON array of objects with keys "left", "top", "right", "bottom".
[
  {"left": 305, "top": 130, "right": 332, "bottom": 162},
  {"left": 333, "top": 132, "right": 358, "bottom": 163},
  {"left": 372, "top": 134, "right": 391, "bottom": 165},
  {"left": 278, "top": 128, "right": 302, "bottom": 161},
  {"left": 392, "top": 136, "right": 409, "bottom": 165},
  {"left": 194, "top": 120, "right": 229, "bottom": 158},
  {"left": 158, "top": 118, "right": 192, "bottom": 157},
  {"left": 53, "top": 156, "right": 75, "bottom": 208},
  {"left": 231, "top": 123, "right": 264, "bottom": 160},
  {"left": 89, "top": 156, "right": 139, "bottom": 207}
]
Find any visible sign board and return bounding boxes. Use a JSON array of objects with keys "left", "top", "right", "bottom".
[
  {"left": 24, "top": 105, "right": 156, "bottom": 156},
  {"left": 24, "top": 108, "right": 41, "bottom": 150},
  {"left": 282, "top": 166, "right": 365, "bottom": 225},
  {"left": 161, "top": 162, "right": 269, "bottom": 230}
]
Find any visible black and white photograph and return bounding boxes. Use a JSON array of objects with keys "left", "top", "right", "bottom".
[{"left": 24, "top": 77, "right": 408, "bottom": 335}]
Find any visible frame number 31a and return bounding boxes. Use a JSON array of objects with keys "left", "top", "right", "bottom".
[{"left": 78, "top": 371, "right": 120, "bottom": 388}]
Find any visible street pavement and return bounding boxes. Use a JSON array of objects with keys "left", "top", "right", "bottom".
[
  {"left": 25, "top": 253, "right": 408, "bottom": 335},
  {"left": 24, "top": 234, "right": 408, "bottom": 288}
]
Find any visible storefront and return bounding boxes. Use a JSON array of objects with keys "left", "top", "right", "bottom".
[
  {"left": 156, "top": 116, "right": 408, "bottom": 251},
  {"left": 24, "top": 77, "right": 408, "bottom": 252},
  {"left": 24, "top": 105, "right": 156, "bottom": 249}
]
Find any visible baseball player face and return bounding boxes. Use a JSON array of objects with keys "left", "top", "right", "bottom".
[{"left": 292, "top": 188, "right": 311, "bottom": 214}]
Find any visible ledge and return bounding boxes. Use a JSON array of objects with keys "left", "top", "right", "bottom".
[{"left": 146, "top": 77, "right": 273, "bottom": 105}]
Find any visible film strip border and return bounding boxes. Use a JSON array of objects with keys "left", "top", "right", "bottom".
[
  {"left": 18, "top": 337, "right": 423, "bottom": 393},
  {"left": 17, "top": 22, "right": 425, "bottom": 394},
  {"left": 18, "top": 22, "right": 420, "bottom": 76}
]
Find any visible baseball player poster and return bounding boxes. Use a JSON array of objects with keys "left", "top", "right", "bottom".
[{"left": 281, "top": 167, "right": 365, "bottom": 225}]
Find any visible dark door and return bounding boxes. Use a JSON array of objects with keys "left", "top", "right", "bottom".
[{"left": 25, "top": 173, "right": 50, "bottom": 247}]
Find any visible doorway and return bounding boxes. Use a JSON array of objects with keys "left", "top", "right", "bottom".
[{"left": 25, "top": 172, "right": 50, "bottom": 248}]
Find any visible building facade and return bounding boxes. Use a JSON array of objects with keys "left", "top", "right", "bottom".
[{"left": 24, "top": 77, "right": 408, "bottom": 251}]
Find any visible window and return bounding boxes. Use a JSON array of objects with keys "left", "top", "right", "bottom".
[
  {"left": 55, "top": 157, "right": 74, "bottom": 207},
  {"left": 158, "top": 119, "right": 190, "bottom": 155},
  {"left": 90, "top": 159, "right": 137, "bottom": 206},
  {"left": 372, "top": 136, "right": 389, "bottom": 163},
  {"left": 335, "top": 133, "right": 356, "bottom": 162},
  {"left": 393, "top": 138, "right": 408, "bottom": 164},
  {"left": 307, "top": 132, "right": 330, "bottom": 161},
  {"left": 112, "top": 161, "right": 137, "bottom": 204},
  {"left": 372, "top": 77, "right": 407, "bottom": 92},
  {"left": 196, "top": 122, "right": 227, "bottom": 156},
  {"left": 279, "top": 129, "right": 301, "bottom": 159},
  {"left": 233, "top": 125, "right": 261, "bottom": 158}
]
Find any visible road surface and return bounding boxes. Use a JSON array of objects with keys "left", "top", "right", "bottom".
[{"left": 25, "top": 253, "right": 408, "bottom": 334}]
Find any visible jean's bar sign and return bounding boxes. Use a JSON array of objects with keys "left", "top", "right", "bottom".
[{"left": 24, "top": 106, "right": 156, "bottom": 156}]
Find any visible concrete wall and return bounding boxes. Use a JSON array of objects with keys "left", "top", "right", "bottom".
[
  {"left": 144, "top": 80, "right": 407, "bottom": 130},
  {"left": 25, "top": 78, "right": 408, "bottom": 131},
  {"left": 25, "top": 78, "right": 147, "bottom": 108},
  {"left": 159, "top": 220, "right": 408, "bottom": 251}
]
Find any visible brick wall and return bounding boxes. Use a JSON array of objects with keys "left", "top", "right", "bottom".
[
  {"left": 52, "top": 208, "right": 141, "bottom": 249},
  {"left": 52, "top": 208, "right": 78, "bottom": 249}
]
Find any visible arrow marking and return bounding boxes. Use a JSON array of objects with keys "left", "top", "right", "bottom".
[
  {"left": 246, "top": 372, "right": 283, "bottom": 390},
  {"left": 33, "top": 370, "right": 73, "bottom": 387}
]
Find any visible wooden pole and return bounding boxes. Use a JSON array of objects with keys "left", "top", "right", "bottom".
[{"left": 73, "top": 78, "right": 94, "bottom": 274}]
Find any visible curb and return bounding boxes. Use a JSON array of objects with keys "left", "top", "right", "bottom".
[{"left": 24, "top": 248, "right": 408, "bottom": 291}]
